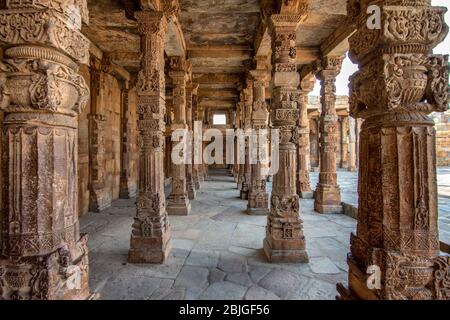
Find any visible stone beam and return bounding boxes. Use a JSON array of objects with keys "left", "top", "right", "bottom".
[
  {"left": 320, "top": 18, "right": 356, "bottom": 57},
  {"left": 198, "top": 89, "right": 239, "bottom": 99}
]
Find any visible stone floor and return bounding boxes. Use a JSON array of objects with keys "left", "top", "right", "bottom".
[
  {"left": 81, "top": 169, "right": 354, "bottom": 300},
  {"left": 310, "top": 167, "right": 450, "bottom": 244}
]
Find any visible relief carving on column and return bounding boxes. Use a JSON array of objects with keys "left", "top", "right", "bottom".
[
  {"left": 240, "top": 79, "right": 253, "bottom": 200},
  {"left": 263, "top": 14, "right": 308, "bottom": 263},
  {"left": 128, "top": 10, "right": 171, "bottom": 264},
  {"left": 0, "top": 0, "right": 93, "bottom": 300},
  {"left": 337, "top": 0, "right": 449, "bottom": 300},
  {"left": 120, "top": 78, "right": 138, "bottom": 199},
  {"left": 88, "top": 56, "right": 113, "bottom": 212},
  {"left": 185, "top": 81, "right": 198, "bottom": 200},
  {"left": 314, "top": 55, "right": 344, "bottom": 214},
  {"left": 166, "top": 56, "right": 191, "bottom": 216},
  {"left": 247, "top": 67, "right": 270, "bottom": 215},
  {"left": 297, "top": 77, "right": 315, "bottom": 198}
]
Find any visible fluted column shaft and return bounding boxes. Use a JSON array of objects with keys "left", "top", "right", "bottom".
[
  {"left": 314, "top": 56, "right": 344, "bottom": 214},
  {"left": 128, "top": 11, "right": 171, "bottom": 264}
]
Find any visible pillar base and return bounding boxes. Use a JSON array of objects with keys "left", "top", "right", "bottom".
[
  {"left": 119, "top": 183, "right": 137, "bottom": 199},
  {"left": 263, "top": 238, "right": 309, "bottom": 263},
  {"left": 347, "top": 166, "right": 357, "bottom": 172},
  {"left": 167, "top": 196, "right": 191, "bottom": 216},
  {"left": 187, "top": 189, "right": 196, "bottom": 200},
  {"left": 314, "top": 184, "right": 342, "bottom": 214},
  {"left": 89, "top": 190, "right": 112, "bottom": 212},
  {"left": 299, "top": 191, "right": 314, "bottom": 199},
  {"left": 128, "top": 231, "right": 171, "bottom": 264},
  {"left": 246, "top": 207, "right": 269, "bottom": 215},
  {"left": 0, "top": 235, "right": 92, "bottom": 300},
  {"left": 240, "top": 190, "right": 249, "bottom": 200}
]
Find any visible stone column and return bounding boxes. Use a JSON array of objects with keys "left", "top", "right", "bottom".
[
  {"left": 192, "top": 91, "right": 201, "bottom": 189},
  {"left": 340, "top": 116, "right": 349, "bottom": 169},
  {"left": 264, "top": 14, "right": 308, "bottom": 263},
  {"left": 120, "top": 78, "right": 138, "bottom": 198},
  {"left": 186, "top": 83, "right": 198, "bottom": 200},
  {"left": 337, "top": 1, "right": 449, "bottom": 300},
  {"left": 197, "top": 103, "right": 206, "bottom": 183},
  {"left": 314, "top": 56, "right": 344, "bottom": 214},
  {"left": 236, "top": 100, "right": 245, "bottom": 189},
  {"left": 240, "top": 81, "right": 253, "bottom": 200},
  {"left": 166, "top": 57, "right": 191, "bottom": 216},
  {"left": 247, "top": 68, "right": 269, "bottom": 215},
  {"left": 0, "top": 0, "right": 93, "bottom": 299},
  {"left": 297, "top": 77, "right": 315, "bottom": 199},
  {"left": 88, "top": 56, "right": 112, "bottom": 212},
  {"left": 128, "top": 11, "right": 171, "bottom": 264},
  {"left": 347, "top": 116, "right": 357, "bottom": 172}
]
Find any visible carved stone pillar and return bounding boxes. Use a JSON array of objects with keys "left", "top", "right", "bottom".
[
  {"left": 128, "top": 11, "right": 171, "bottom": 264},
  {"left": 192, "top": 91, "right": 201, "bottom": 189},
  {"left": 236, "top": 100, "right": 245, "bottom": 189},
  {"left": 314, "top": 56, "right": 344, "bottom": 214},
  {"left": 88, "top": 56, "right": 112, "bottom": 212},
  {"left": 186, "top": 83, "right": 198, "bottom": 200},
  {"left": 197, "top": 104, "right": 205, "bottom": 183},
  {"left": 119, "top": 78, "right": 137, "bottom": 199},
  {"left": 166, "top": 57, "right": 191, "bottom": 216},
  {"left": 264, "top": 14, "right": 308, "bottom": 263},
  {"left": 297, "top": 77, "right": 315, "bottom": 199},
  {"left": 240, "top": 81, "right": 253, "bottom": 200},
  {"left": 347, "top": 116, "right": 357, "bottom": 172},
  {"left": 0, "top": 0, "right": 93, "bottom": 299},
  {"left": 337, "top": 0, "right": 449, "bottom": 300},
  {"left": 340, "top": 116, "right": 349, "bottom": 169},
  {"left": 247, "top": 69, "right": 270, "bottom": 215}
]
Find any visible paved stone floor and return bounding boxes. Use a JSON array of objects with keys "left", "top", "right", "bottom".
[
  {"left": 310, "top": 167, "right": 450, "bottom": 244},
  {"left": 82, "top": 170, "right": 354, "bottom": 300}
]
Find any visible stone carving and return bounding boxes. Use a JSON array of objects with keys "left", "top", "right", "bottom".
[
  {"left": 247, "top": 68, "right": 270, "bottom": 215},
  {"left": 128, "top": 10, "right": 172, "bottom": 264},
  {"left": 119, "top": 79, "right": 137, "bottom": 199},
  {"left": 166, "top": 56, "right": 191, "bottom": 216},
  {"left": 0, "top": 0, "right": 93, "bottom": 300},
  {"left": 314, "top": 55, "right": 344, "bottom": 214},
  {"left": 185, "top": 82, "right": 198, "bottom": 200},
  {"left": 297, "top": 77, "right": 315, "bottom": 198},
  {"left": 338, "top": 0, "right": 449, "bottom": 300},
  {"left": 263, "top": 13, "right": 308, "bottom": 263}
]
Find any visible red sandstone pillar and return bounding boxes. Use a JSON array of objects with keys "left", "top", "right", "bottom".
[
  {"left": 128, "top": 11, "right": 171, "bottom": 264},
  {"left": 314, "top": 56, "right": 344, "bottom": 214},
  {"left": 338, "top": 0, "right": 449, "bottom": 300}
]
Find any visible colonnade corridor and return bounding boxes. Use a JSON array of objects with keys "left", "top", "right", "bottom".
[{"left": 81, "top": 168, "right": 355, "bottom": 300}]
